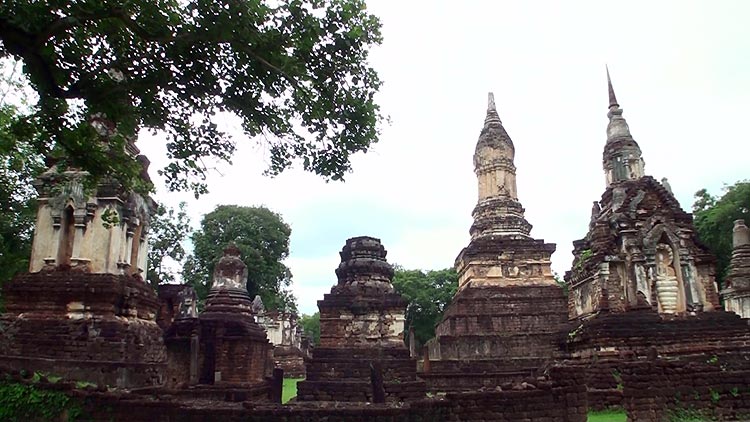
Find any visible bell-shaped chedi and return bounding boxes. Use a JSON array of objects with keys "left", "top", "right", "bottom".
[
  {"left": 0, "top": 139, "right": 166, "bottom": 389},
  {"left": 163, "top": 244, "right": 273, "bottom": 391},
  {"left": 423, "top": 94, "right": 568, "bottom": 393},
  {"left": 296, "top": 236, "right": 425, "bottom": 402},
  {"left": 722, "top": 220, "right": 750, "bottom": 318},
  {"left": 456, "top": 93, "right": 558, "bottom": 291},
  {"left": 470, "top": 93, "right": 533, "bottom": 241}
]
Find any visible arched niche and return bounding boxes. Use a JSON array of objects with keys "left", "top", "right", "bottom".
[{"left": 56, "top": 204, "right": 76, "bottom": 267}]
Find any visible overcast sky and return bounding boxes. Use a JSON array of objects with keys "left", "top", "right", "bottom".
[{"left": 139, "top": 0, "right": 750, "bottom": 315}]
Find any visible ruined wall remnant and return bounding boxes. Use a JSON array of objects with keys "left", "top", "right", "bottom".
[
  {"left": 722, "top": 219, "right": 750, "bottom": 318},
  {"left": 621, "top": 359, "right": 750, "bottom": 422},
  {"left": 296, "top": 236, "right": 425, "bottom": 402},
  {"left": 254, "top": 296, "right": 307, "bottom": 378}
]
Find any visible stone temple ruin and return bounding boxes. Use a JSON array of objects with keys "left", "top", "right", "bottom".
[
  {"left": 0, "top": 73, "right": 749, "bottom": 421},
  {"left": 297, "top": 236, "right": 426, "bottom": 402},
  {"left": 563, "top": 71, "right": 750, "bottom": 411},
  {"left": 162, "top": 244, "right": 274, "bottom": 396},
  {"left": 566, "top": 70, "right": 720, "bottom": 317},
  {"left": 0, "top": 139, "right": 166, "bottom": 388},
  {"left": 423, "top": 93, "right": 568, "bottom": 392}
]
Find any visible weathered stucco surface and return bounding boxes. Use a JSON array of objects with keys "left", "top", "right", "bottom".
[
  {"left": 722, "top": 219, "right": 750, "bottom": 318},
  {"left": 29, "top": 166, "right": 156, "bottom": 276},
  {"left": 564, "top": 80, "right": 720, "bottom": 318}
]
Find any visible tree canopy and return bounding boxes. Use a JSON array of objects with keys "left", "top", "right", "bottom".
[
  {"left": 183, "top": 204, "right": 296, "bottom": 311},
  {"left": 391, "top": 266, "right": 457, "bottom": 349},
  {"left": 0, "top": 65, "right": 46, "bottom": 305},
  {"left": 693, "top": 181, "right": 750, "bottom": 287},
  {"left": 147, "top": 202, "right": 191, "bottom": 288},
  {"left": 299, "top": 312, "right": 320, "bottom": 346},
  {"left": 0, "top": 0, "right": 384, "bottom": 196}
]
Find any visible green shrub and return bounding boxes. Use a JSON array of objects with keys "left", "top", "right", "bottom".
[{"left": 0, "top": 381, "right": 82, "bottom": 421}]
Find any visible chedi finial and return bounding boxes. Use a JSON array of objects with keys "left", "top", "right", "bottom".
[
  {"left": 485, "top": 92, "right": 502, "bottom": 125},
  {"left": 606, "top": 65, "right": 619, "bottom": 109}
]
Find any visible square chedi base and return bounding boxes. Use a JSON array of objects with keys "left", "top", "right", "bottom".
[
  {"left": 296, "top": 236, "right": 425, "bottom": 402},
  {"left": 0, "top": 270, "right": 166, "bottom": 388}
]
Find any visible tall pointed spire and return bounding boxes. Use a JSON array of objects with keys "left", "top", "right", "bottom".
[
  {"left": 602, "top": 68, "right": 645, "bottom": 186},
  {"left": 606, "top": 65, "right": 619, "bottom": 109},
  {"left": 472, "top": 93, "right": 530, "bottom": 239},
  {"left": 485, "top": 92, "right": 502, "bottom": 124},
  {"left": 605, "top": 67, "right": 631, "bottom": 140}
]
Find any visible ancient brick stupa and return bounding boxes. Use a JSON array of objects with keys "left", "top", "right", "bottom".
[
  {"left": 423, "top": 94, "right": 568, "bottom": 392},
  {"left": 0, "top": 140, "right": 166, "bottom": 388},
  {"left": 563, "top": 70, "right": 750, "bottom": 409},
  {"left": 163, "top": 244, "right": 273, "bottom": 393},
  {"left": 565, "top": 70, "right": 722, "bottom": 319},
  {"left": 296, "top": 236, "right": 425, "bottom": 402},
  {"left": 722, "top": 219, "right": 750, "bottom": 318}
]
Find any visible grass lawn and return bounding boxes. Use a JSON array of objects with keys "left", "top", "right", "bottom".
[
  {"left": 282, "top": 378, "right": 303, "bottom": 403},
  {"left": 588, "top": 408, "right": 627, "bottom": 422}
]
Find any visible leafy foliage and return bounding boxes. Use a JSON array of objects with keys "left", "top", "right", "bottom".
[
  {"left": 391, "top": 267, "right": 457, "bottom": 349},
  {"left": 0, "top": 380, "right": 82, "bottom": 421},
  {"left": 147, "top": 201, "right": 191, "bottom": 288},
  {"left": 0, "top": 0, "right": 384, "bottom": 196},
  {"left": 299, "top": 312, "right": 320, "bottom": 345},
  {"left": 0, "top": 64, "right": 46, "bottom": 306},
  {"left": 693, "top": 181, "right": 750, "bottom": 286},
  {"left": 183, "top": 204, "right": 296, "bottom": 311}
]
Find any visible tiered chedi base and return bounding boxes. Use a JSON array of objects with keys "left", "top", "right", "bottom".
[
  {"left": 432, "top": 285, "right": 568, "bottom": 359},
  {"left": 296, "top": 289, "right": 426, "bottom": 402},
  {"left": 297, "top": 347, "right": 425, "bottom": 402},
  {"left": 0, "top": 271, "right": 166, "bottom": 388},
  {"left": 423, "top": 284, "right": 568, "bottom": 392},
  {"left": 566, "top": 308, "right": 750, "bottom": 410},
  {"left": 297, "top": 236, "right": 425, "bottom": 402},
  {"left": 423, "top": 233, "right": 567, "bottom": 392},
  {"left": 567, "top": 308, "right": 750, "bottom": 359}
]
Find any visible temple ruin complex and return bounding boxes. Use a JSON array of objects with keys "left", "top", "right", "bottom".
[
  {"left": 254, "top": 296, "right": 309, "bottom": 378},
  {"left": 0, "top": 75, "right": 749, "bottom": 421}
]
